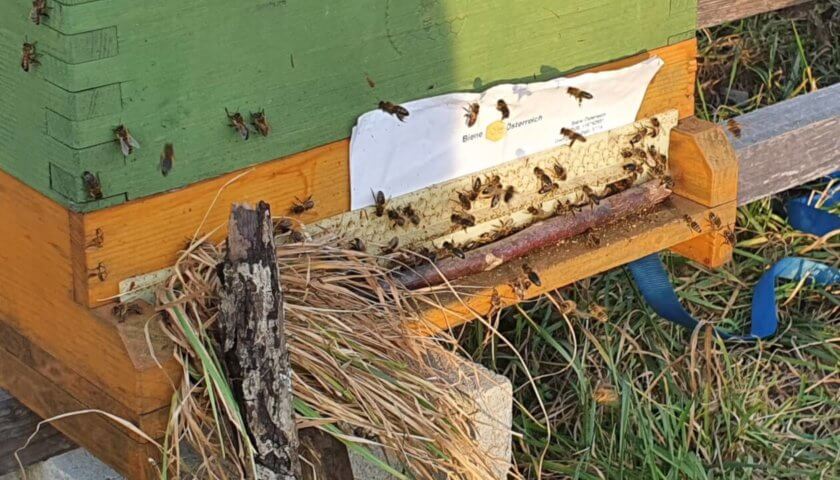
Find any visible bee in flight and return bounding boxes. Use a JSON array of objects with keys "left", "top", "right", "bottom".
[
  {"left": 379, "top": 101, "right": 409, "bottom": 122},
  {"left": 504, "top": 185, "right": 515, "bottom": 203},
  {"left": 250, "top": 109, "right": 270, "bottom": 137},
  {"left": 290, "top": 195, "right": 315, "bottom": 215},
  {"left": 160, "top": 143, "right": 174, "bottom": 176},
  {"left": 82, "top": 171, "right": 102, "bottom": 200},
  {"left": 21, "top": 42, "right": 39, "bottom": 72},
  {"left": 560, "top": 128, "right": 587, "bottom": 147},
  {"left": 566, "top": 87, "right": 593, "bottom": 105},
  {"left": 464, "top": 102, "right": 480, "bottom": 128},
  {"left": 496, "top": 99, "right": 510, "bottom": 120},
  {"left": 114, "top": 125, "right": 140, "bottom": 156},
  {"left": 225, "top": 108, "right": 250, "bottom": 140},
  {"left": 30, "top": 0, "right": 49, "bottom": 25}
]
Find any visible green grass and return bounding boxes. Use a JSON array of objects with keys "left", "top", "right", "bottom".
[{"left": 462, "top": 4, "right": 840, "bottom": 478}]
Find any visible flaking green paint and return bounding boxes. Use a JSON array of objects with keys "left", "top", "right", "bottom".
[{"left": 0, "top": 0, "right": 696, "bottom": 212}]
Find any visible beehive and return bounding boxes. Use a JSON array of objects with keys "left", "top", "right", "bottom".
[
  {"left": 1, "top": 0, "right": 695, "bottom": 211},
  {"left": 0, "top": 2, "right": 746, "bottom": 479}
]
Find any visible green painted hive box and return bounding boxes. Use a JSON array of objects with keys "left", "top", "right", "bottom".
[{"left": 0, "top": 0, "right": 695, "bottom": 212}]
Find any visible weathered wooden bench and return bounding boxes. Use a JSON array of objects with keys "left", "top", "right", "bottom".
[{"left": 0, "top": 0, "right": 836, "bottom": 478}]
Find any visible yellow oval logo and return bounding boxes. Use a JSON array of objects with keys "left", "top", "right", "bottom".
[{"left": 485, "top": 121, "right": 506, "bottom": 142}]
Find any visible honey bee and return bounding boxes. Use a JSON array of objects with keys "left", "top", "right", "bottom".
[
  {"left": 365, "top": 73, "right": 376, "bottom": 88},
  {"left": 451, "top": 211, "right": 476, "bottom": 228},
  {"left": 349, "top": 237, "right": 366, "bottom": 252},
  {"left": 488, "top": 289, "right": 502, "bottom": 316},
  {"left": 682, "top": 214, "right": 702, "bottom": 233},
  {"left": 21, "top": 42, "right": 40, "bottom": 73},
  {"left": 553, "top": 163, "right": 567, "bottom": 181},
  {"left": 727, "top": 118, "right": 742, "bottom": 138},
  {"left": 443, "top": 240, "right": 465, "bottom": 259},
  {"left": 497, "top": 99, "right": 510, "bottom": 120},
  {"left": 372, "top": 190, "right": 387, "bottom": 217},
  {"left": 160, "top": 143, "right": 174, "bottom": 176},
  {"left": 649, "top": 117, "right": 660, "bottom": 138},
  {"left": 381, "top": 236, "right": 399, "bottom": 255},
  {"left": 707, "top": 212, "right": 722, "bottom": 230},
  {"left": 456, "top": 191, "right": 472, "bottom": 210},
  {"left": 471, "top": 177, "right": 482, "bottom": 197},
  {"left": 623, "top": 162, "right": 642, "bottom": 174},
  {"left": 538, "top": 182, "right": 559, "bottom": 195},
  {"left": 250, "top": 109, "right": 270, "bottom": 137},
  {"left": 493, "top": 219, "right": 516, "bottom": 238},
  {"left": 585, "top": 231, "right": 601, "bottom": 248},
  {"left": 556, "top": 199, "right": 578, "bottom": 216},
  {"left": 629, "top": 127, "right": 648, "bottom": 146},
  {"left": 464, "top": 102, "right": 480, "bottom": 127},
  {"left": 621, "top": 148, "right": 634, "bottom": 159},
  {"left": 290, "top": 195, "right": 315, "bottom": 214},
  {"left": 387, "top": 208, "right": 405, "bottom": 227},
  {"left": 661, "top": 175, "right": 675, "bottom": 189},
  {"left": 560, "top": 127, "right": 587, "bottom": 147},
  {"left": 275, "top": 218, "right": 294, "bottom": 234},
  {"left": 379, "top": 101, "right": 409, "bottom": 122},
  {"left": 289, "top": 228, "right": 306, "bottom": 243},
  {"left": 588, "top": 304, "right": 608, "bottom": 323},
  {"left": 566, "top": 87, "right": 593, "bottom": 105},
  {"left": 527, "top": 205, "right": 542, "bottom": 215},
  {"left": 522, "top": 264, "right": 541, "bottom": 287},
  {"left": 113, "top": 125, "right": 140, "bottom": 156},
  {"left": 722, "top": 228, "right": 736, "bottom": 246},
  {"left": 511, "top": 277, "right": 532, "bottom": 299},
  {"left": 582, "top": 185, "right": 600, "bottom": 207},
  {"left": 30, "top": 0, "right": 49, "bottom": 25},
  {"left": 504, "top": 185, "right": 515, "bottom": 203},
  {"left": 402, "top": 204, "right": 420, "bottom": 225},
  {"left": 225, "top": 108, "right": 250, "bottom": 140},
  {"left": 82, "top": 171, "right": 103, "bottom": 200},
  {"left": 416, "top": 246, "right": 437, "bottom": 263},
  {"left": 112, "top": 301, "right": 143, "bottom": 323},
  {"left": 490, "top": 192, "right": 502, "bottom": 208}
]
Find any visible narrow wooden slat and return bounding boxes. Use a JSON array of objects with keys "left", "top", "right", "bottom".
[
  {"left": 729, "top": 83, "right": 840, "bottom": 206},
  {"left": 0, "top": 389, "right": 75, "bottom": 476},
  {"left": 698, "top": 0, "right": 812, "bottom": 28},
  {"left": 78, "top": 39, "right": 698, "bottom": 307}
]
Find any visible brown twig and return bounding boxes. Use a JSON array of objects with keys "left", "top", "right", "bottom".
[{"left": 398, "top": 182, "right": 672, "bottom": 290}]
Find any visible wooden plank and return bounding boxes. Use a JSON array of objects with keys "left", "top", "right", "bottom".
[
  {"left": 0, "top": 389, "right": 75, "bottom": 476},
  {"left": 729, "top": 83, "right": 840, "bottom": 206},
  {"left": 416, "top": 197, "right": 737, "bottom": 331},
  {"left": 0, "top": 348, "right": 160, "bottom": 480},
  {"left": 0, "top": 0, "right": 696, "bottom": 210},
  {"left": 77, "top": 39, "right": 699, "bottom": 307},
  {"left": 0, "top": 169, "right": 180, "bottom": 417},
  {"left": 698, "top": 0, "right": 811, "bottom": 28}
]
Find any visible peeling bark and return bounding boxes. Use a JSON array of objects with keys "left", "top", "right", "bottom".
[
  {"left": 398, "top": 182, "right": 672, "bottom": 290},
  {"left": 219, "top": 202, "right": 300, "bottom": 480}
]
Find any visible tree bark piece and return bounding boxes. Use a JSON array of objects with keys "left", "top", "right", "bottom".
[
  {"left": 398, "top": 182, "right": 672, "bottom": 290},
  {"left": 219, "top": 202, "right": 300, "bottom": 480}
]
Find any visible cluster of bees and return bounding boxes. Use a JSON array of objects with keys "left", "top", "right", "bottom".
[
  {"left": 80, "top": 109, "right": 270, "bottom": 199},
  {"left": 682, "top": 212, "right": 736, "bottom": 246}
]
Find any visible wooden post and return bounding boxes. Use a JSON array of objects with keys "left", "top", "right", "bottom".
[{"left": 218, "top": 202, "right": 301, "bottom": 479}]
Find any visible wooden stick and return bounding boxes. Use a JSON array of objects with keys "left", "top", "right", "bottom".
[
  {"left": 398, "top": 182, "right": 672, "bottom": 290},
  {"left": 218, "top": 202, "right": 300, "bottom": 479}
]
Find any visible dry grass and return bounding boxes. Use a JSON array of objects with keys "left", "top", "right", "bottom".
[{"left": 155, "top": 233, "right": 513, "bottom": 479}]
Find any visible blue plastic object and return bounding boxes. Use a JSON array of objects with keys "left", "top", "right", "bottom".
[{"left": 627, "top": 174, "right": 840, "bottom": 340}]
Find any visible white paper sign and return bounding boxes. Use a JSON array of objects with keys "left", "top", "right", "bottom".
[{"left": 349, "top": 57, "right": 663, "bottom": 210}]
